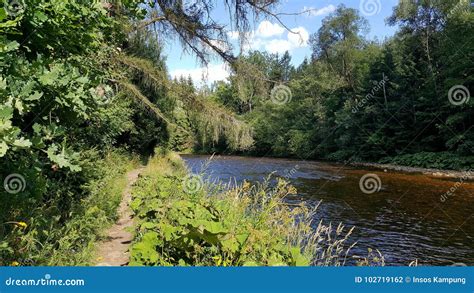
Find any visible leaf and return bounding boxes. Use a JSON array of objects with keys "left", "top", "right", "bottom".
[
  {"left": 25, "top": 91, "right": 43, "bottom": 101},
  {"left": 0, "top": 105, "right": 13, "bottom": 120},
  {"left": 12, "top": 137, "right": 32, "bottom": 148},
  {"left": 0, "top": 9, "right": 6, "bottom": 22},
  {"left": 46, "top": 144, "right": 82, "bottom": 172},
  {"left": 289, "top": 247, "right": 310, "bottom": 266},
  {"left": 1, "top": 41, "right": 19, "bottom": 53},
  {"left": 38, "top": 68, "right": 60, "bottom": 86},
  {"left": 0, "top": 141, "right": 8, "bottom": 157},
  {"left": 130, "top": 232, "right": 161, "bottom": 265},
  {"left": 33, "top": 11, "right": 48, "bottom": 22},
  {"left": 0, "top": 76, "right": 6, "bottom": 90}
]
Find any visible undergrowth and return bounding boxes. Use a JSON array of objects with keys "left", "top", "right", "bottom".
[
  {"left": 379, "top": 152, "right": 474, "bottom": 171},
  {"left": 129, "top": 151, "right": 357, "bottom": 266},
  {"left": 0, "top": 151, "right": 139, "bottom": 266}
]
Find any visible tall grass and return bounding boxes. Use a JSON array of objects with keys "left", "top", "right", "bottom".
[
  {"left": 0, "top": 151, "right": 139, "bottom": 266},
  {"left": 129, "top": 151, "right": 357, "bottom": 266}
]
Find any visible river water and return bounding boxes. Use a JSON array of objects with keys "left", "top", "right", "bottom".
[{"left": 182, "top": 155, "right": 474, "bottom": 266}]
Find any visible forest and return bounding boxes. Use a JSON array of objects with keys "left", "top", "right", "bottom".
[
  {"left": 0, "top": 0, "right": 472, "bottom": 266},
  {"left": 204, "top": 3, "right": 473, "bottom": 170}
]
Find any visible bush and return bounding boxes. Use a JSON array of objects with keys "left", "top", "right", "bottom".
[
  {"left": 0, "top": 151, "right": 139, "bottom": 266},
  {"left": 380, "top": 152, "right": 474, "bottom": 170},
  {"left": 129, "top": 153, "right": 356, "bottom": 266}
]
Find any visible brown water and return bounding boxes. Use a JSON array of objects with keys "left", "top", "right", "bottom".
[{"left": 182, "top": 154, "right": 474, "bottom": 266}]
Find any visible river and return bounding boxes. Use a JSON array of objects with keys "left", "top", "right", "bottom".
[{"left": 182, "top": 155, "right": 474, "bottom": 266}]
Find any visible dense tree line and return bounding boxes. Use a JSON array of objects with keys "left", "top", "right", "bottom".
[
  {"left": 209, "top": 1, "right": 473, "bottom": 170},
  {"left": 0, "top": 0, "right": 277, "bottom": 265}
]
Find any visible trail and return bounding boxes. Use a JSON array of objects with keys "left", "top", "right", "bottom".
[{"left": 95, "top": 168, "right": 143, "bottom": 266}]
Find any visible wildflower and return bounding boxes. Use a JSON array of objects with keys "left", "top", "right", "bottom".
[
  {"left": 11, "top": 261, "right": 20, "bottom": 266},
  {"left": 16, "top": 222, "right": 28, "bottom": 229}
]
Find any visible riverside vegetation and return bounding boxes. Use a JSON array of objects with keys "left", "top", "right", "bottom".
[
  {"left": 0, "top": 0, "right": 471, "bottom": 266},
  {"left": 129, "top": 150, "right": 360, "bottom": 266}
]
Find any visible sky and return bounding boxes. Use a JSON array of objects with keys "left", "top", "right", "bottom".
[{"left": 166, "top": 0, "right": 402, "bottom": 86}]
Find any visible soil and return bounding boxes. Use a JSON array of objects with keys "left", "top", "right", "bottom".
[{"left": 95, "top": 167, "right": 143, "bottom": 266}]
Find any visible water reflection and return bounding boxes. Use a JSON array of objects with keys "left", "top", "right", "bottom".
[{"left": 182, "top": 155, "right": 474, "bottom": 266}]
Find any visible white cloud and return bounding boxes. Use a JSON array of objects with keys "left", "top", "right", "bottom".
[
  {"left": 264, "top": 39, "right": 293, "bottom": 54},
  {"left": 245, "top": 25, "right": 309, "bottom": 54},
  {"left": 255, "top": 20, "right": 285, "bottom": 38},
  {"left": 227, "top": 22, "right": 310, "bottom": 54},
  {"left": 287, "top": 27, "right": 309, "bottom": 47},
  {"left": 170, "top": 63, "right": 230, "bottom": 86},
  {"left": 302, "top": 4, "right": 337, "bottom": 17}
]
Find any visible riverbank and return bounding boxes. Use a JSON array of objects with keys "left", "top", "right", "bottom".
[
  {"left": 182, "top": 154, "right": 474, "bottom": 266},
  {"left": 183, "top": 152, "right": 474, "bottom": 180},
  {"left": 349, "top": 162, "right": 474, "bottom": 180},
  {"left": 127, "top": 150, "right": 363, "bottom": 266}
]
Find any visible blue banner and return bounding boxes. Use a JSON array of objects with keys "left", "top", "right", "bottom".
[{"left": 0, "top": 267, "right": 472, "bottom": 292}]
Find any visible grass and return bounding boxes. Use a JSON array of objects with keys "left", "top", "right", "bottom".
[
  {"left": 47, "top": 152, "right": 140, "bottom": 265},
  {"left": 0, "top": 151, "right": 140, "bottom": 266},
  {"left": 128, "top": 150, "right": 358, "bottom": 266}
]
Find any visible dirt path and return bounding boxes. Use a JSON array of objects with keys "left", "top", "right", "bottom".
[{"left": 95, "top": 168, "right": 143, "bottom": 266}]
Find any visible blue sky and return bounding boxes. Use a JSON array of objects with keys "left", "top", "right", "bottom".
[{"left": 166, "top": 0, "right": 401, "bottom": 85}]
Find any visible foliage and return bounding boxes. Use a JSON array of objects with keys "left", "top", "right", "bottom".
[
  {"left": 212, "top": 2, "right": 473, "bottom": 170},
  {"left": 1, "top": 0, "right": 264, "bottom": 266},
  {"left": 0, "top": 151, "right": 139, "bottom": 266},
  {"left": 129, "top": 152, "right": 356, "bottom": 266},
  {"left": 379, "top": 152, "right": 474, "bottom": 171}
]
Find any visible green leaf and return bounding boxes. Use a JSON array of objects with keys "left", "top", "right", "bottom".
[
  {"left": 12, "top": 137, "right": 32, "bottom": 148},
  {"left": 0, "top": 9, "right": 6, "bottom": 22},
  {"left": 25, "top": 91, "right": 43, "bottom": 101},
  {"left": 33, "top": 11, "right": 48, "bottom": 22},
  {"left": 46, "top": 144, "right": 82, "bottom": 172},
  {"left": 0, "top": 76, "right": 6, "bottom": 90},
  {"left": 0, "top": 141, "right": 8, "bottom": 157}
]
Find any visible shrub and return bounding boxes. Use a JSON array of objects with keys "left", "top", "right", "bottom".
[
  {"left": 380, "top": 152, "right": 474, "bottom": 170},
  {"left": 129, "top": 153, "right": 356, "bottom": 266}
]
